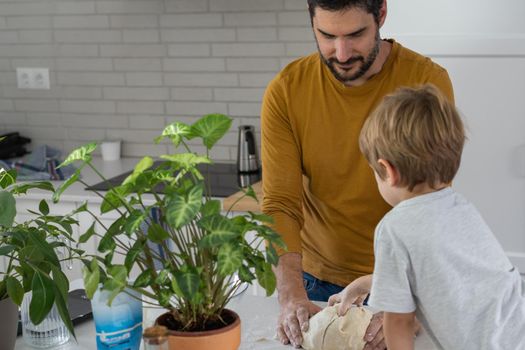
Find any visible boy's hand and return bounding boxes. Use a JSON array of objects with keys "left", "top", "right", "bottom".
[{"left": 327, "top": 274, "right": 372, "bottom": 316}]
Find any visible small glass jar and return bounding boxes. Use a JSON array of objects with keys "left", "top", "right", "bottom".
[{"left": 143, "top": 325, "right": 169, "bottom": 350}]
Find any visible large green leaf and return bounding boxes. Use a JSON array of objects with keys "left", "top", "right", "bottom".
[
  {"left": 27, "top": 233, "right": 60, "bottom": 267},
  {"left": 191, "top": 114, "right": 232, "bottom": 150},
  {"left": 98, "top": 231, "right": 117, "bottom": 253},
  {"left": 155, "top": 122, "right": 193, "bottom": 146},
  {"left": 217, "top": 243, "right": 243, "bottom": 276},
  {"left": 52, "top": 168, "right": 81, "bottom": 203},
  {"left": 166, "top": 185, "right": 203, "bottom": 229},
  {"left": 100, "top": 187, "right": 126, "bottom": 214},
  {"left": 38, "top": 199, "right": 49, "bottom": 216},
  {"left": 6, "top": 276, "right": 24, "bottom": 306},
  {"left": 82, "top": 259, "right": 100, "bottom": 299},
  {"left": 50, "top": 265, "right": 69, "bottom": 298},
  {"left": 248, "top": 212, "right": 274, "bottom": 224},
  {"left": 198, "top": 215, "right": 237, "bottom": 248},
  {"left": 238, "top": 265, "right": 256, "bottom": 283},
  {"left": 58, "top": 142, "right": 97, "bottom": 168},
  {"left": 255, "top": 263, "right": 276, "bottom": 297},
  {"left": 30, "top": 271, "right": 56, "bottom": 325},
  {"left": 0, "top": 191, "right": 16, "bottom": 227}
]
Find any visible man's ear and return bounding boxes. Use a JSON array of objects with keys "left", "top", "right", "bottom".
[
  {"left": 378, "top": 0, "right": 388, "bottom": 28},
  {"left": 377, "top": 158, "right": 399, "bottom": 186}
]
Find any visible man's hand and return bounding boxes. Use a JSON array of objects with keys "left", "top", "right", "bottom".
[
  {"left": 276, "top": 298, "right": 322, "bottom": 348},
  {"left": 273, "top": 253, "right": 320, "bottom": 348},
  {"left": 327, "top": 274, "right": 372, "bottom": 316}
]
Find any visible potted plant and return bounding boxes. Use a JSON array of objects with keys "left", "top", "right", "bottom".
[
  {"left": 53, "top": 113, "right": 285, "bottom": 350},
  {"left": 0, "top": 168, "right": 82, "bottom": 349}
]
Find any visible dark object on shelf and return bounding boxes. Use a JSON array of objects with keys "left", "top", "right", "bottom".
[
  {"left": 237, "top": 125, "right": 260, "bottom": 173},
  {"left": 87, "top": 161, "right": 259, "bottom": 198},
  {"left": 17, "top": 289, "right": 93, "bottom": 336},
  {"left": 0, "top": 132, "right": 31, "bottom": 159}
]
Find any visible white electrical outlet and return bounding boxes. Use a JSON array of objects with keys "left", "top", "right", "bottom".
[{"left": 16, "top": 67, "right": 50, "bottom": 90}]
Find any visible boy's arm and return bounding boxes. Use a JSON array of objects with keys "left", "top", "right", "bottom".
[{"left": 384, "top": 311, "right": 416, "bottom": 350}]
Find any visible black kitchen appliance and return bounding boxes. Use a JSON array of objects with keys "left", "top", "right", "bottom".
[{"left": 237, "top": 125, "right": 260, "bottom": 173}]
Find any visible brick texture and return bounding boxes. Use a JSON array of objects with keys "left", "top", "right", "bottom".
[{"left": 0, "top": 0, "right": 314, "bottom": 159}]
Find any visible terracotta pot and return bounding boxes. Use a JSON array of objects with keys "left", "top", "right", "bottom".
[
  {"left": 0, "top": 297, "right": 19, "bottom": 350},
  {"left": 156, "top": 308, "right": 241, "bottom": 350}
]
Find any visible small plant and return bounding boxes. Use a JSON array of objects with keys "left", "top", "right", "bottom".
[
  {"left": 53, "top": 113, "right": 285, "bottom": 331},
  {"left": 0, "top": 168, "right": 82, "bottom": 336}
]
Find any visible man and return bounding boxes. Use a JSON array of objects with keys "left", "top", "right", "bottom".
[{"left": 261, "top": 0, "right": 454, "bottom": 349}]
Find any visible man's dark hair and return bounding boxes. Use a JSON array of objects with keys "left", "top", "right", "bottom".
[{"left": 307, "top": 0, "right": 384, "bottom": 23}]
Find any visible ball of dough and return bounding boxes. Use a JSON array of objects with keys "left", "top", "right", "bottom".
[{"left": 302, "top": 305, "right": 373, "bottom": 350}]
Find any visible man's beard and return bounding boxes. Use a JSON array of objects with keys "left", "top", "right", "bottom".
[{"left": 319, "top": 31, "right": 381, "bottom": 84}]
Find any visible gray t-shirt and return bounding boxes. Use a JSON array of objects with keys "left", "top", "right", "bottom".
[{"left": 368, "top": 188, "right": 525, "bottom": 350}]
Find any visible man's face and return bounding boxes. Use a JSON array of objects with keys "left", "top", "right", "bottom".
[{"left": 312, "top": 7, "right": 381, "bottom": 84}]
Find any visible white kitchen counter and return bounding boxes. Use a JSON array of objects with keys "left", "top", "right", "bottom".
[{"left": 15, "top": 291, "right": 436, "bottom": 350}]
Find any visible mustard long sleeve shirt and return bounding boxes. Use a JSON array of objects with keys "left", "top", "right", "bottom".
[{"left": 261, "top": 40, "right": 454, "bottom": 286}]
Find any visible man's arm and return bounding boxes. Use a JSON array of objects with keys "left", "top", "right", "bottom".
[
  {"left": 383, "top": 311, "right": 416, "bottom": 350},
  {"left": 274, "top": 253, "right": 321, "bottom": 348}
]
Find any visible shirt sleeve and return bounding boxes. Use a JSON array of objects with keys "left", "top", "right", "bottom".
[
  {"left": 368, "top": 220, "right": 416, "bottom": 313},
  {"left": 261, "top": 75, "right": 304, "bottom": 255},
  {"left": 427, "top": 68, "right": 455, "bottom": 104}
]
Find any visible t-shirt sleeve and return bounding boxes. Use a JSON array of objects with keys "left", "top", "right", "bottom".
[
  {"left": 368, "top": 221, "right": 416, "bottom": 313},
  {"left": 261, "top": 76, "right": 304, "bottom": 255},
  {"left": 427, "top": 68, "right": 455, "bottom": 104}
]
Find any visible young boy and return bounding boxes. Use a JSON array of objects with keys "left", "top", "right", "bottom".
[{"left": 328, "top": 85, "right": 525, "bottom": 349}]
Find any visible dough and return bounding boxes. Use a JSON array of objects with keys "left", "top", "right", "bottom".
[{"left": 302, "top": 305, "right": 373, "bottom": 350}]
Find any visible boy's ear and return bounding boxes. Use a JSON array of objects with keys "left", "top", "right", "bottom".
[{"left": 377, "top": 159, "right": 399, "bottom": 186}]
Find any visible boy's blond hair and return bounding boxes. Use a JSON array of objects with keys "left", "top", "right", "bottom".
[{"left": 359, "top": 84, "right": 465, "bottom": 191}]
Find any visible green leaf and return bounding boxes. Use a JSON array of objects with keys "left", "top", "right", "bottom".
[
  {"left": 173, "top": 270, "right": 200, "bottom": 301},
  {"left": 100, "top": 187, "right": 125, "bottom": 214},
  {"left": 58, "top": 142, "right": 97, "bottom": 168},
  {"left": 0, "top": 168, "right": 16, "bottom": 189},
  {"left": 50, "top": 265, "right": 69, "bottom": 298},
  {"left": 27, "top": 233, "right": 60, "bottom": 267},
  {"left": 30, "top": 271, "right": 56, "bottom": 325},
  {"left": 248, "top": 212, "right": 274, "bottom": 224},
  {"left": 166, "top": 185, "right": 203, "bottom": 229},
  {"left": 125, "top": 239, "right": 145, "bottom": 272},
  {"left": 160, "top": 153, "right": 211, "bottom": 170},
  {"left": 78, "top": 222, "right": 96, "bottom": 243},
  {"left": 124, "top": 210, "right": 146, "bottom": 236},
  {"left": 11, "top": 181, "right": 54, "bottom": 195},
  {"left": 191, "top": 113, "right": 232, "bottom": 150},
  {"left": 238, "top": 265, "right": 256, "bottom": 283},
  {"left": 0, "top": 191, "right": 16, "bottom": 227},
  {"left": 243, "top": 185, "right": 258, "bottom": 202},
  {"left": 218, "top": 243, "right": 243, "bottom": 276},
  {"left": 38, "top": 200, "right": 50, "bottom": 216},
  {"left": 0, "top": 244, "right": 15, "bottom": 256},
  {"left": 198, "top": 215, "right": 237, "bottom": 248},
  {"left": 108, "top": 265, "right": 127, "bottom": 286},
  {"left": 122, "top": 156, "right": 154, "bottom": 186},
  {"left": 19, "top": 245, "right": 45, "bottom": 263},
  {"left": 53, "top": 284, "right": 76, "bottom": 340},
  {"left": 133, "top": 269, "right": 152, "bottom": 288},
  {"left": 266, "top": 242, "right": 279, "bottom": 265},
  {"left": 156, "top": 122, "right": 192, "bottom": 146},
  {"left": 201, "top": 200, "right": 221, "bottom": 217},
  {"left": 98, "top": 231, "right": 116, "bottom": 253},
  {"left": 6, "top": 276, "right": 24, "bottom": 306},
  {"left": 147, "top": 223, "right": 169, "bottom": 243},
  {"left": 82, "top": 259, "right": 100, "bottom": 299},
  {"left": 53, "top": 168, "right": 81, "bottom": 203},
  {"left": 256, "top": 263, "right": 276, "bottom": 297}
]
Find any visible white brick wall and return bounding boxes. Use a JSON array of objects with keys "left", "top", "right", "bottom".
[{"left": 0, "top": 0, "right": 315, "bottom": 159}]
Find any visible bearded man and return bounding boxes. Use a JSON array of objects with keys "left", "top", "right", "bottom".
[{"left": 261, "top": 0, "right": 454, "bottom": 349}]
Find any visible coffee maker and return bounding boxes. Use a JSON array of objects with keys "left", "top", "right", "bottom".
[{"left": 237, "top": 125, "right": 261, "bottom": 187}]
